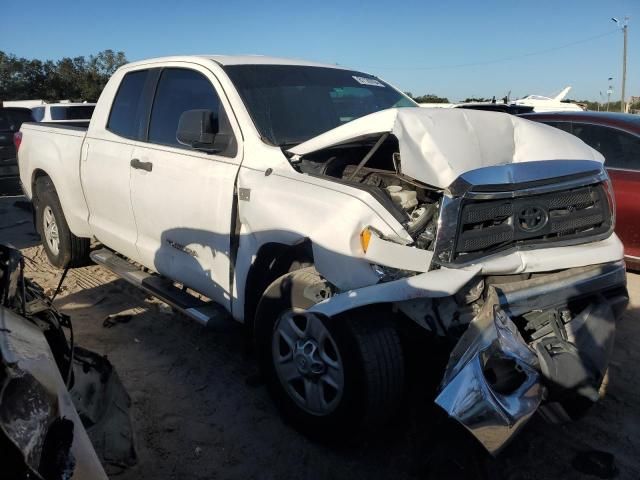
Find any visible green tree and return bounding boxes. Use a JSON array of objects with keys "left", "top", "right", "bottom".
[
  {"left": 0, "top": 50, "right": 128, "bottom": 103},
  {"left": 462, "top": 97, "right": 491, "bottom": 103},
  {"left": 410, "top": 93, "right": 450, "bottom": 103}
]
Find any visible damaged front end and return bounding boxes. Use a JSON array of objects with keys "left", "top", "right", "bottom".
[
  {"left": 285, "top": 107, "right": 627, "bottom": 453},
  {"left": 436, "top": 262, "right": 628, "bottom": 455},
  {"left": 0, "top": 245, "right": 136, "bottom": 479}
]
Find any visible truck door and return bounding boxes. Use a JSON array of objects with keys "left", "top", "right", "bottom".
[
  {"left": 129, "top": 65, "right": 242, "bottom": 310},
  {"left": 81, "top": 69, "right": 157, "bottom": 260}
]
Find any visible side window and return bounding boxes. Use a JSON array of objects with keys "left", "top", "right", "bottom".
[
  {"left": 544, "top": 121, "right": 572, "bottom": 134},
  {"left": 572, "top": 123, "right": 640, "bottom": 170},
  {"left": 148, "top": 68, "right": 237, "bottom": 156},
  {"left": 32, "top": 107, "right": 45, "bottom": 122},
  {"left": 107, "top": 70, "right": 149, "bottom": 139},
  {"left": 616, "top": 130, "right": 640, "bottom": 170}
]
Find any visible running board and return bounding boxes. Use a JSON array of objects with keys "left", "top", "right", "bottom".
[{"left": 90, "top": 248, "right": 230, "bottom": 328}]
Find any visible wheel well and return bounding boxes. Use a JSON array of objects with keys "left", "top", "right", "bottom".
[
  {"left": 31, "top": 169, "right": 51, "bottom": 202},
  {"left": 243, "top": 239, "right": 314, "bottom": 332},
  {"left": 30, "top": 170, "right": 52, "bottom": 228}
]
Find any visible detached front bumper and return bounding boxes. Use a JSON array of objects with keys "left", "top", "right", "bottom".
[{"left": 435, "top": 261, "right": 628, "bottom": 455}]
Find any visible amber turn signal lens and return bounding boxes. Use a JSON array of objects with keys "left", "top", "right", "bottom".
[{"left": 360, "top": 227, "right": 372, "bottom": 253}]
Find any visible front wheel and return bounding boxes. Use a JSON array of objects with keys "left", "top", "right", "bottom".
[{"left": 255, "top": 268, "right": 405, "bottom": 436}]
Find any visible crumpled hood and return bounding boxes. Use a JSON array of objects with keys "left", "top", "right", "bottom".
[{"left": 288, "top": 108, "right": 604, "bottom": 188}]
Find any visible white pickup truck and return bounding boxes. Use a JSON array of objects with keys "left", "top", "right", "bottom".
[{"left": 16, "top": 55, "right": 628, "bottom": 454}]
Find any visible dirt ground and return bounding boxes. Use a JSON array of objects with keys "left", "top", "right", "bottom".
[{"left": 2, "top": 194, "right": 639, "bottom": 480}]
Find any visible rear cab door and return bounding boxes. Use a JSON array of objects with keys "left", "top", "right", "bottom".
[
  {"left": 129, "top": 62, "right": 243, "bottom": 310},
  {"left": 81, "top": 68, "right": 159, "bottom": 260}
]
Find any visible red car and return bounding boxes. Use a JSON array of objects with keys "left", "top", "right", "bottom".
[{"left": 521, "top": 111, "right": 640, "bottom": 269}]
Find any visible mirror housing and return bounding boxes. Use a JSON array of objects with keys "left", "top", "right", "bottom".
[{"left": 176, "top": 109, "right": 219, "bottom": 152}]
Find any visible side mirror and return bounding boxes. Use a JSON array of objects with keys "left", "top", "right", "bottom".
[{"left": 176, "top": 109, "right": 219, "bottom": 152}]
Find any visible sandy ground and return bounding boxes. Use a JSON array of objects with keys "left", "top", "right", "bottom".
[{"left": 1, "top": 194, "right": 639, "bottom": 480}]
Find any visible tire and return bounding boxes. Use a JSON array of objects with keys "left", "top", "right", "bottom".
[
  {"left": 255, "top": 267, "right": 405, "bottom": 437},
  {"left": 34, "top": 177, "right": 90, "bottom": 268}
]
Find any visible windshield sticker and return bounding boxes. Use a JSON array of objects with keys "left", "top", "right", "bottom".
[{"left": 352, "top": 76, "right": 385, "bottom": 87}]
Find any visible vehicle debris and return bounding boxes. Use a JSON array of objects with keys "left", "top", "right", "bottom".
[
  {"left": 0, "top": 244, "right": 136, "bottom": 479},
  {"left": 102, "top": 313, "right": 133, "bottom": 328}
]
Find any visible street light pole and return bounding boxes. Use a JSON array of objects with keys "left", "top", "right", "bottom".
[
  {"left": 622, "top": 20, "right": 628, "bottom": 112},
  {"left": 612, "top": 17, "right": 629, "bottom": 112}
]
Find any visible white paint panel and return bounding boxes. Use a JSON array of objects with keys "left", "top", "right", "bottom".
[
  {"left": 364, "top": 233, "right": 432, "bottom": 272},
  {"left": 130, "top": 143, "right": 240, "bottom": 309},
  {"left": 480, "top": 234, "right": 624, "bottom": 275},
  {"left": 17, "top": 124, "right": 92, "bottom": 237}
]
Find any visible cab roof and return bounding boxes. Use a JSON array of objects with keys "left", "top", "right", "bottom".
[{"left": 124, "top": 55, "right": 350, "bottom": 70}]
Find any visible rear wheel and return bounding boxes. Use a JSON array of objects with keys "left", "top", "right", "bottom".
[
  {"left": 255, "top": 268, "right": 405, "bottom": 436},
  {"left": 34, "top": 177, "right": 90, "bottom": 268}
]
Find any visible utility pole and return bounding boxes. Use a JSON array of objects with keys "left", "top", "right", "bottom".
[{"left": 612, "top": 17, "right": 629, "bottom": 112}]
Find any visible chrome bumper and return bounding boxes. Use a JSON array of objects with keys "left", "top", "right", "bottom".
[{"left": 435, "top": 261, "right": 628, "bottom": 455}]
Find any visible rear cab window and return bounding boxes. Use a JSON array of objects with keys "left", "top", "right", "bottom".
[
  {"left": 107, "top": 70, "right": 152, "bottom": 140},
  {"left": 32, "top": 107, "right": 45, "bottom": 122},
  {"left": 50, "top": 105, "right": 95, "bottom": 120}
]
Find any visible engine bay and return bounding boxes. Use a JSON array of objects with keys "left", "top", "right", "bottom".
[{"left": 290, "top": 136, "right": 442, "bottom": 250}]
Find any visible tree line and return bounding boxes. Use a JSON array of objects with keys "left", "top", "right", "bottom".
[
  {"left": 405, "top": 92, "right": 450, "bottom": 103},
  {"left": 0, "top": 50, "right": 127, "bottom": 103}
]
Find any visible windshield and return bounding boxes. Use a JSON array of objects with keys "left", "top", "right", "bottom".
[
  {"left": 50, "top": 105, "right": 95, "bottom": 120},
  {"left": 224, "top": 65, "right": 415, "bottom": 146}
]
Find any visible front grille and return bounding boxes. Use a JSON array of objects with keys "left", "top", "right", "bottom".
[{"left": 453, "top": 183, "right": 612, "bottom": 262}]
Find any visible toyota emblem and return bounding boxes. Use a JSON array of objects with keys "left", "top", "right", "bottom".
[{"left": 517, "top": 206, "right": 548, "bottom": 232}]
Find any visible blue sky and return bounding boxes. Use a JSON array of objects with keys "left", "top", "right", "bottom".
[{"left": 2, "top": 0, "right": 638, "bottom": 101}]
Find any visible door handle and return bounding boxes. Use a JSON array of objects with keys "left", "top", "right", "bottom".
[{"left": 130, "top": 158, "right": 153, "bottom": 172}]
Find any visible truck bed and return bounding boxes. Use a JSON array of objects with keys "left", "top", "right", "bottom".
[{"left": 18, "top": 121, "right": 91, "bottom": 237}]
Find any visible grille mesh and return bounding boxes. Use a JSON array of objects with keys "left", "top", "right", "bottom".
[
  {"left": 453, "top": 183, "right": 611, "bottom": 262},
  {"left": 550, "top": 212, "right": 605, "bottom": 234},
  {"left": 547, "top": 190, "right": 594, "bottom": 209}
]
